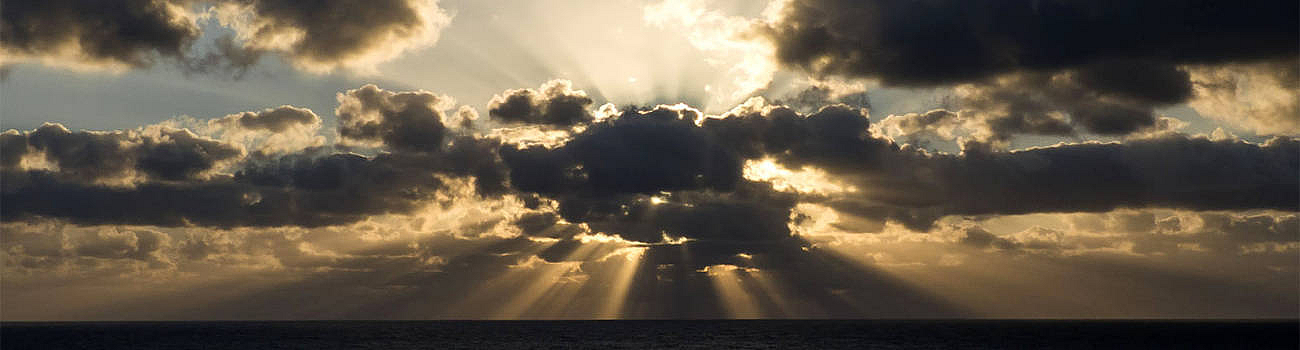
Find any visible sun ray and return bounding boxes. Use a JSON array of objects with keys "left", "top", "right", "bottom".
[
  {"left": 596, "top": 247, "right": 647, "bottom": 319},
  {"left": 704, "top": 264, "right": 764, "bottom": 318}
]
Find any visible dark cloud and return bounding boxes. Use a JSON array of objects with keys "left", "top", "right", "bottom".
[
  {"left": 1, "top": 131, "right": 31, "bottom": 169},
  {"left": 703, "top": 104, "right": 896, "bottom": 173},
  {"left": 488, "top": 80, "right": 595, "bottom": 127},
  {"left": 511, "top": 212, "right": 583, "bottom": 239},
  {"left": 1, "top": 142, "right": 502, "bottom": 228},
  {"left": 134, "top": 129, "right": 246, "bottom": 181},
  {"left": 700, "top": 103, "right": 1298, "bottom": 231},
  {"left": 497, "top": 106, "right": 800, "bottom": 265},
  {"left": 958, "top": 226, "right": 1020, "bottom": 251},
  {"left": 763, "top": 0, "right": 1299, "bottom": 86},
  {"left": 956, "top": 69, "right": 1182, "bottom": 137},
  {"left": 8, "top": 123, "right": 243, "bottom": 183},
  {"left": 2, "top": 83, "right": 509, "bottom": 227},
  {"left": 218, "top": 0, "right": 448, "bottom": 71},
  {"left": 2, "top": 0, "right": 448, "bottom": 73},
  {"left": 502, "top": 106, "right": 740, "bottom": 198},
  {"left": 3, "top": 83, "right": 1295, "bottom": 242},
  {"left": 336, "top": 84, "right": 450, "bottom": 153},
  {"left": 577, "top": 181, "right": 799, "bottom": 246},
  {"left": 761, "top": 0, "right": 1297, "bottom": 137},
  {"left": 210, "top": 105, "right": 320, "bottom": 132},
  {"left": 0, "top": 0, "right": 199, "bottom": 68},
  {"left": 930, "top": 136, "right": 1299, "bottom": 216}
]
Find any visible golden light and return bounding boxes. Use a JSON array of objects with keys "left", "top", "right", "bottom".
[
  {"left": 596, "top": 247, "right": 647, "bottom": 319},
  {"left": 702, "top": 264, "right": 765, "bottom": 318},
  {"left": 742, "top": 158, "right": 857, "bottom": 194}
]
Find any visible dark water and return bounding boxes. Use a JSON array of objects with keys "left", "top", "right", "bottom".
[{"left": 2, "top": 320, "right": 1296, "bottom": 349}]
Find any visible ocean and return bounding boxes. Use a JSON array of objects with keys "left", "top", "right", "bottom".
[{"left": 2, "top": 320, "right": 1296, "bottom": 349}]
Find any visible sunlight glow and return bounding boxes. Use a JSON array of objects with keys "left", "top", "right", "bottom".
[
  {"left": 743, "top": 159, "right": 857, "bottom": 194},
  {"left": 703, "top": 264, "right": 764, "bottom": 318},
  {"left": 597, "top": 247, "right": 647, "bottom": 319}
]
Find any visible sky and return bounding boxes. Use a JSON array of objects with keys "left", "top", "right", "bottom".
[{"left": 0, "top": 0, "right": 1297, "bottom": 320}]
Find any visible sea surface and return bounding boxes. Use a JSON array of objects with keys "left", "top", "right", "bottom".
[{"left": 2, "top": 320, "right": 1296, "bottom": 349}]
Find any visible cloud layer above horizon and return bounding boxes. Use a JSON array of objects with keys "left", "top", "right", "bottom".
[{"left": 1, "top": 0, "right": 1297, "bottom": 320}]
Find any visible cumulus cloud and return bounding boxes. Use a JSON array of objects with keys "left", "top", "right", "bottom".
[
  {"left": 488, "top": 80, "right": 595, "bottom": 127},
  {"left": 335, "top": 84, "right": 455, "bottom": 152},
  {"left": 4, "top": 82, "right": 1298, "bottom": 320},
  {"left": 0, "top": 0, "right": 200, "bottom": 71},
  {"left": 698, "top": 97, "right": 1297, "bottom": 230},
  {"left": 2, "top": 84, "right": 509, "bottom": 228},
  {"left": 4, "top": 84, "right": 1295, "bottom": 239},
  {"left": 501, "top": 105, "right": 737, "bottom": 197},
  {"left": 3, "top": 123, "right": 243, "bottom": 184},
  {"left": 2, "top": 0, "right": 450, "bottom": 73},
  {"left": 212, "top": 0, "right": 450, "bottom": 73},
  {"left": 210, "top": 105, "right": 319, "bottom": 133},
  {"left": 207, "top": 105, "right": 324, "bottom": 154}
]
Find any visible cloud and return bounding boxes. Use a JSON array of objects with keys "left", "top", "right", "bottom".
[
  {"left": 2, "top": 82, "right": 1295, "bottom": 248},
  {"left": 213, "top": 0, "right": 450, "bottom": 73},
  {"left": 2, "top": 0, "right": 451, "bottom": 73},
  {"left": 4, "top": 123, "right": 243, "bottom": 184},
  {"left": 761, "top": 0, "right": 1298, "bottom": 86},
  {"left": 873, "top": 109, "right": 962, "bottom": 145},
  {"left": 488, "top": 80, "right": 595, "bottom": 127},
  {"left": 698, "top": 98, "right": 1298, "bottom": 230},
  {"left": 952, "top": 69, "right": 1172, "bottom": 138},
  {"left": 832, "top": 135, "right": 1298, "bottom": 231},
  {"left": 501, "top": 105, "right": 740, "bottom": 197},
  {"left": 0, "top": 0, "right": 200, "bottom": 71},
  {"left": 2, "top": 84, "right": 509, "bottom": 228},
  {"left": 2, "top": 221, "right": 173, "bottom": 271},
  {"left": 1186, "top": 60, "right": 1300, "bottom": 136},
  {"left": 206, "top": 106, "right": 325, "bottom": 155},
  {"left": 765, "top": 83, "right": 871, "bottom": 114},
  {"left": 335, "top": 84, "right": 455, "bottom": 152},
  {"left": 873, "top": 64, "right": 1197, "bottom": 144},
  {"left": 210, "top": 105, "right": 320, "bottom": 133},
  {"left": 758, "top": 0, "right": 1297, "bottom": 137},
  {"left": 957, "top": 225, "right": 1020, "bottom": 251}
]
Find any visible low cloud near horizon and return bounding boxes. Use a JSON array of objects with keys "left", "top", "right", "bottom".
[{"left": 1, "top": 0, "right": 1296, "bottom": 320}]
